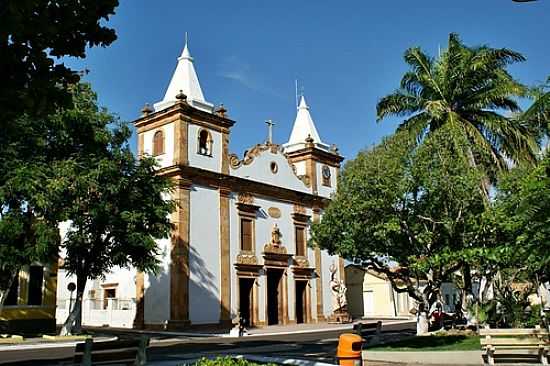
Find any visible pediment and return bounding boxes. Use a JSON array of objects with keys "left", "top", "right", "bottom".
[{"left": 229, "top": 143, "right": 311, "bottom": 193}]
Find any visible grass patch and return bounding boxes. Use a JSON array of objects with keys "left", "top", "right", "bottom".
[{"left": 366, "top": 335, "right": 480, "bottom": 352}]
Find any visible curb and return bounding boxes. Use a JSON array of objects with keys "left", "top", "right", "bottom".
[
  {"left": 231, "top": 320, "right": 415, "bottom": 339},
  {"left": 363, "top": 350, "right": 483, "bottom": 365},
  {"left": 0, "top": 336, "right": 117, "bottom": 352}
]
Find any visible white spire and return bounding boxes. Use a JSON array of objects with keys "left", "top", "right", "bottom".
[
  {"left": 286, "top": 96, "right": 323, "bottom": 146},
  {"left": 154, "top": 35, "right": 213, "bottom": 113}
]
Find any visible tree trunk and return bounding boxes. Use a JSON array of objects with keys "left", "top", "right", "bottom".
[
  {"left": 60, "top": 274, "right": 87, "bottom": 336},
  {"left": 417, "top": 311, "right": 429, "bottom": 335},
  {"left": 461, "top": 263, "right": 476, "bottom": 325},
  {"left": 0, "top": 270, "right": 18, "bottom": 314},
  {"left": 416, "top": 298, "right": 430, "bottom": 335}
]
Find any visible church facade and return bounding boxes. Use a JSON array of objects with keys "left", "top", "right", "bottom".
[{"left": 57, "top": 41, "right": 345, "bottom": 330}]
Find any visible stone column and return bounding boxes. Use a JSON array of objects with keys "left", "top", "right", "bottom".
[
  {"left": 168, "top": 177, "right": 192, "bottom": 329},
  {"left": 219, "top": 187, "right": 232, "bottom": 326},
  {"left": 313, "top": 208, "right": 325, "bottom": 321}
]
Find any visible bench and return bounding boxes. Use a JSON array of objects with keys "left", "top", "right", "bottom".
[
  {"left": 74, "top": 336, "right": 149, "bottom": 366},
  {"left": 480, "top": 326, "right": 549, "bottom": 365}
]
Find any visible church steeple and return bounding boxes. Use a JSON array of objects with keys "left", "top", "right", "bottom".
[
  {"left": 154, "top": 36, "right": 214, "bottom": 113},
  {"left": 285, "top": 95, "right": 328, "bottom": 152}
]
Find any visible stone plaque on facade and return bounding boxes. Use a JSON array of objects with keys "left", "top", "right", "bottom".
[{"left": 268, "top": 207, "right": 281, "bottom": 218}]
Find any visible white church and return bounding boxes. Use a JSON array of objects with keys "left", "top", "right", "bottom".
[{"left": 56, "top": 40, "right": 345, "bottom": 330}]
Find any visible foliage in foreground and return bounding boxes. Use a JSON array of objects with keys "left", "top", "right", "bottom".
[
  {"left": 189, "top": 357, "right": 277, "bottom": 366},
  {"left": 1, "top": 0, "right": 119, "bottom": 310},
  {"left": 0, "top": 0, "right": 119, "bottom": 126}
]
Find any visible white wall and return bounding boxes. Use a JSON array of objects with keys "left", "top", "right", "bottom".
[
  {"left": 187, "top": 125, "right": 222, "bottom": 173},
  {"left": 56, "top": 267, "right": 137, "bottom": 328},
  {"left": 144, "top": 237, "right": 171, "bottom": 324},
  {"left": 316, "top": 163, "right": 337, "bottom": 198},
  {"left": 142, "top": 122, "right": 175, "bottom": 169},
  {"left": 189, "top": 185, "right": 221, "bottom": 324},
  {"left": 294, "top": 161, "right": 306, "bottom": 176},
  {"left": 231, "top": 149, "right": 310, "bottom": 194}
]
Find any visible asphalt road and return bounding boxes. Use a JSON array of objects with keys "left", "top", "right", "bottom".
[{"left": 0, "top": 321, "right": 416, "bottom": 366}]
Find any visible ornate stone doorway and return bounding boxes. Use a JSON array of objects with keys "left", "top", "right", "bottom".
[
  {"left": 266, "top": 268, "right": 284, "bottom": 325},
  {"left": 238, "top": 278, "right": 255, "bottom": 327},
  {"left": 295, "top": 280, "right": 307, "bottom": 324}
]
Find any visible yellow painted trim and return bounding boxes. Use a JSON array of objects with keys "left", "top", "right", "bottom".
[{"left": 0, "top": 307, "right": 55, "bottom": 321}]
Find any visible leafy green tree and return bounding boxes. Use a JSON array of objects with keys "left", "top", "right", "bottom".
[
  {"left": 0, "top": 0, "right": 118, "bottom": 125},
  {"left": 54, "top": 84, "right": 175, "bottom": 335},
  {"left": 0, "top": 173, "right": 62, "bottom": 309},
  {"left": 493, "top": 153, "right": 550, "bottom": 284},
  {"left": 0, "top": 109, "right": 69, "bottom": 310},
  {"left": 376, "top": 33, "right": 539, "bottom": 306},
  {"left": 311, "top": 129, "right": 486, "bottom": 334},
  {"left": 0, "top": 0, "right": 119, "bottom": 309}
]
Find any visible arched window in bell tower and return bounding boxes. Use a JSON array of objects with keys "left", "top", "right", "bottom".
[
  {"left": 153, "top": 130, "right": 164, "bottom": 156},
  {"left": 197, "top": 129, "right": 213, "bottom": 156}
]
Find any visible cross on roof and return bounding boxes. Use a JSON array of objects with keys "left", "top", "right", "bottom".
[{"left": 265, "top": 119, "right": 275, "bottom": 144}]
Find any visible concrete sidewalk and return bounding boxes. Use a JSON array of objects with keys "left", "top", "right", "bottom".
[
  {"left": 363, "top": 350, "right": 483, "bottom": 365},
  {"left": 241, "top": 319, "right": 414, "bottom": 338}
]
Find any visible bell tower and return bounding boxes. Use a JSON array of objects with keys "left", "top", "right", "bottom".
[
  {"left": 284, "top": 96, "right": 343, "bottom": 198},
  {"left": 133, "top": 38, "right": 234, "bottom": 330}
]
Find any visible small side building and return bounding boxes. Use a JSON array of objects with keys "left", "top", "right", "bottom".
[
  {"left": 346, "top": 265, "right": 413, "bottom": 319},
  {"left": 0, "top": 264, "right": 58, "bottom": 335}
]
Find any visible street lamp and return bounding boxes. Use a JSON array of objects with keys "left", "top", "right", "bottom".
[{"left": 67, "top": 282, "right": 76, "bottom": 313}]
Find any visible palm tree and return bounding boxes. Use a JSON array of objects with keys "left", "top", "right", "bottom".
[
  {"left": 522, "top": 77, "right": 550, "bottom": 143},
  {"left": 377, "top": 33, "right": 540, "bottom": 319},
  {"left": 377, "top": 33, "right": 539, "bottom": 182}
]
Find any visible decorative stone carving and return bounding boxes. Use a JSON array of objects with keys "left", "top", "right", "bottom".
[
  {"left": 236, "top": 251, "right": 258, "bottom": 265},
  {"left": 328, "top": 263, "right": 351, "bottom": 324},
  {"left": 228, "top": 143, "right": 310, "bottom": 189},
  {"left": 294, "top": 256, "right": 310, "bottom": 268},
  {"left": 229, "top": 153, "right": 242, "bottom": 169},
  {"left": 215, "top": 104, "right": 227, "bottom": 118},
  {"left": 229, "top": 144, "right": 278, "bottom": 169},
  {"left": 267, "top": 207, "right": 281, "bottom": 219},
  {"left": 293, "top": 204, "right": 307, "bottom": 215},
  {"left": 329, "top": 263, "right": 348, "bottom": 312},
  {"left": 237, "top": 192, "right": 254, "bottom": 205},
  {"left": 298, "top": 175, "right": 311, "bottom": 187},
  {"left": 263, "top": 224, "right": 287, "bottom": 254}
]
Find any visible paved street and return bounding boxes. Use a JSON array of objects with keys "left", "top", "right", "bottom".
[{"left": 0, "top": 320, "right": 416, "bottom": 365}]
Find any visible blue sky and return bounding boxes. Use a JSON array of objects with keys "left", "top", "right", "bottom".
[{"left": 68, "top": 0, "right": 550, "bottom": 160}]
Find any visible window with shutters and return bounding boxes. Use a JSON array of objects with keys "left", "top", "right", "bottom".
[
  {"left": 153, "top": 130, "right": 164, "bottom": 156},
  {"left": 295, "top": 226, "right": 306, "bottom": 257},
  {"left": 240, "top": 218, "right": 253, "bottom": 251}
]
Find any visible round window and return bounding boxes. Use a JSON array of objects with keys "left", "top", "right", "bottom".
[{"left": 270, "top": 162, "right": 278, "bottom": 174}]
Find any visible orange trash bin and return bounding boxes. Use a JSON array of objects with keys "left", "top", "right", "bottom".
[{"left": 336, "top": 333, "right": 363, "bottom": 366}]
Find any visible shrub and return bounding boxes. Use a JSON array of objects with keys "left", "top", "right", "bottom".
[{"left": 189, "top": 357, "right": 277, "bottom": 366}]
